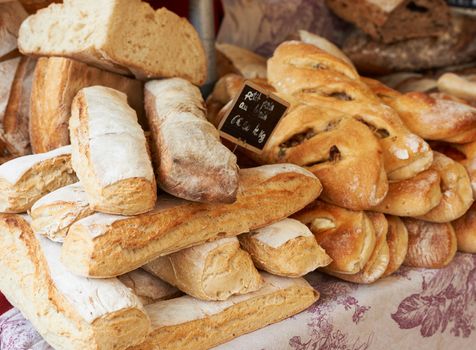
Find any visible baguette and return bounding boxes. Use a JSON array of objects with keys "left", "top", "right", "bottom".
[
  {"left": 30, "top": 182, "right": 93, "bottom": 242},
  {"left": 0, "top": 145, "right": 76, "bottom": 213},
  {"left": 293, "top": 201, "right": 376, "bottom": 274},
  {"left": 144, "top": 237, "right": 263, "bottom": 301},
  {"left": 402, "top": 218, "right": 457, "bottom": 269},
  {"left": 382, "top": 215, "right": 408, "bottom": 277},
  {"left": 70, "top": 86, "right": 156, "bottom": 215},
  {"left": 117, "top": 269, "right": 180, "bottom": 305},
  {"left": 61, "top": 164, "right": 322, "bottom": 277},
  {"left": 0, "top": 214, "right": 150, "bottom": 350},
  {"left": 144, "top": 78, "right": 239, "bottom": 203},
  {"left": 129, "top": 273, "right": 318, "bottom": 350},
  {"left": 0, "top": 1, "right": 27, "bottom": 58},
  {"left": 18, "top": 0, "right": 207, "bottom": 84},
  {"left": 452, "top": 203, "right": 476, "bottom": 253},
  {"left": 30, "top": 56, "right": 145, "bottom": 153},
  {"left": 239, "top": 218, "right": 332, "bottom": 277}
]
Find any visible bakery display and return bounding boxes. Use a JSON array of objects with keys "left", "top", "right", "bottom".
[
  {"left": 69, "top": 86, "right": 156, "bottom": 215},
  {"left": 0, "top": 145, "right": 76, "bottom": 213},
  {"left": 144, "top": 78, "right": 239, "bottom": 203},
  {"left": 30, "top": 56, "right": 144, "bottom": 153},
  {"left": 0, "top": 214, "right": 150, "bottom": 350},
  {"left": 18, "top": 0, "right": 207, "bottom": 84},
  {"left": 144, "top": 237, "right": 263, "bottom": 301},
  {"left": 239, "top": 218, "right": 332, "bottom": 277}
]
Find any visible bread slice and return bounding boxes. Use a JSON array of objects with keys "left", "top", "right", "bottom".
[{"left": 18, "top": 0, "right": 207, "bottom": 84}]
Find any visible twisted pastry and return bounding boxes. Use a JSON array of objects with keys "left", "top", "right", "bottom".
[{"left": 268, "top": 41, "right": 432, "bottom": 181}]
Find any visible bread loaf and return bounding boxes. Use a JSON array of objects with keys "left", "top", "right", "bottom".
[
  {"left": 216, "top": 43, "right": 267, "bottom": 79},
  {"left": 293, "top": 201, "right": 376, "bottom": 274},
  {"left": 325, "top": 0, "right": 450, "bottom": 44},
  {"left": 61, "top": 164, "right": 322, "bottom": 277},
  {"left": 30, "top": 182, "right": 93, "bottom": 242},
  {"left": 144, "top": 237, "right": 263, "bottom": 301},
  {"left": 18, "top": 0, "right": 207, "bottom": 84},
  {"left": 452, "top": 203, "right": 476, "bottom": 253},
  {"left": 403, "top": 218, "right": 457, "bottom": 269},
  {"left": 0, "top": 1, "right": 27, "bottom": 58},
  {"left": 0, "top": 214, "right": 150, "bottom": 350},
  {"left": 0, "top": 146, "right": 76, "bottom": 213},
  {"left": 438, "top": 73, "right": 476, "bottom": 102},
  {"left": 30, "top": 56, "right": 145, "bottom": 153},
  {"left": 417, "top": 152, "right": 473, "bottom": 223},
  {"left": 117, "top": 269, "right": 180, "bottom": 305},
  {"left": 268, "top": 41, "right": 433, "bottom": 181},
  {"left": 70, "top": 86, "right": 156, "bottom": 215},
  {"left": 370, "top": 169, "right": 442, "bottom": 217},
  {"left": 382, "top": 215, "right": 408, "bottom": 277},
  {"left": 239, "top": 218, "right": 332, "bottom": 277},
  {"left": 129, "top": 273, "right": 318, "bottom": 350},
  {"left": 144, "top": 78, "right": 238, "bottom": 203},
  {"left": 326, "top": 212, "right": 389, "bottom": 283}
]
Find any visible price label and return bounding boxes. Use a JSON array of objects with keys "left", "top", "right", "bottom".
[{"left": 218, "top": 81, "right": 289, "bottom": 153}]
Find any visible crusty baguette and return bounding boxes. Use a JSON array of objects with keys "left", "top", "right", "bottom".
[
  {"left": 30, "top": 182, "right": 93, "bottom": 242},
  {"left": 61, "top": 164, "right": 322, "bottom": 277},
  {"left": 216, "top": 43, "right": 267, "bottom": 79},
  {"left": 0, "top": 145, "right": 76, "bottom": 213},
  {"left": 0, "top": 1, "right": 27, "bottom": 59},
  {"left": 403, "top": 218, "right": 457, "bottom": 269},
  {"left": 144, "top": 237, "right": 263, "bottom": 301},
  {"left": 129, "top": 273, "right": 318, "bottom": 350},
  {"left": 117, "top": 269, "right": 180, "bottom": 305},
  {"left": 239, "top": 218, "right": 332, "bottom": 277},
  {"left": 70, "top": 86, "right": 156, "bottom": 215},
  {"left": 293, "top": 200, "right": 376, "bottom": 274},
  {"left": 370, "top": 169, "right": 442, "bottom": 217},
  {"left": 144, "top": 78, "right": 239, "bottom": 203},
  {"left": 18, "top": 0, "right": 207, "bottom": 84},
  {"left": 0, "top": 214, "right": 150, "bottom": 350},
  {"left": 327, "top": 212, "right": 389, "bottom": 284},
  {"left": 382, "top": 215, "right": 408, "bottom": 277},
  {"left": 30, "top": 57, "right": 145, "bottom": 153}
]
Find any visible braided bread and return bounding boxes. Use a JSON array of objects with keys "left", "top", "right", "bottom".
[{"left": 268, "top": 41, "right": 432, "bottom": 181}]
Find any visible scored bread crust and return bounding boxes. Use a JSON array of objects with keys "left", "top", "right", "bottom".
[
  {"left": 30, "top": 56, "right": 145, "bottom": 153},
  {"left": 69, "top": 86, "right": 156, "bottom": 215},
  {"left": 129, "top": 273, "right": 318, "bottom": 350},
  {"left": 61, "top": 164, "right": 322, "bottom": 278},
  {"left": 18, "top": 0, "right": 207, "bottom": 84},
  {"left": 0, "top": 214, "right": 150, "bottom": 350},
  {"left": 293, "top": 200, "right": 376, "bottom": 274},
  {"left": 239, "top": 218, "right": 332, "bottom": 277},
  {"left": 382, "top": 215, "right": 409, "bottom": 277},
  {"left": 144, "top": 237, "right": 263, "bottom": 301},
  {"left": 403, "top": 218, "right": 457, "bottom": 269},
  {"left": 267, "top": 41, "right": 433, "bottom": 181}
]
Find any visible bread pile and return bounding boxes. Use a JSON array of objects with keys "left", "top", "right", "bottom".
[
  {"left": 210, "top": 32, "right": 476, "bottom": 285},
  {"left": 0, "top": 1, "right": 329, "bottom": 349}
]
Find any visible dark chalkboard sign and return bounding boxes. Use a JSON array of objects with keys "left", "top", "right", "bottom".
[{"left": 218, "top": 81, "right": 289, "bottom": 153}]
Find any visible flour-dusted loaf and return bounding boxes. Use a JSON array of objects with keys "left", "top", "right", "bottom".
[
  {"left": 30, "top": 182, "right": 93, "bottom": 242},
  {"left": 18, "top": 0, "right": 207, "bottom": 84},
  {"left": 0, "top": 146, "right": 76, "bottom": 213},
  {"left": 144, "top": 237, "right": 263, "bottom": 301},
  {"left": 117, "top": 269, "right": 180, "bottom": 305},
  {"left": 61, "top": 164, "right": 322, "bottom": 277},
  {"left": 293, "top": 201, "right": 376, "bottom": 275},
  {"left": 0, "top": 214, "right": 150, "bottom": 350},
  {"left": 70, "top": 86, "right": 156, "bottom": 215},
  {"left": 325, "top": 0, "right": 450, "bottom": 44},
  {"left": 216, "top": 43, "right": 267, "bottom": 79},
  {"left": 31, "top": 57, "right": 145, "bottom": 153},
  {"left": 382, "top": 215, "right": 408, "bottom": 277},
  {"left": 144, "top": 78, "right": 239, "bottom": 203},
  {"left": 0, "top": 1, "right": 27, "bottom": 58},
  {"left": 239, "top": 218, "right": 332, "bottom": 277},
  {"left": 129, "top": 273, "right": 318, "bottom": 350}
]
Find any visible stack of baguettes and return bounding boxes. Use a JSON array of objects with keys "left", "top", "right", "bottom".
[
  {"left": 0, "top": 1, "right": 333, "bottom": 350},
  {"left": 210, "top": 31, "right": 476, "bottom": 284}
]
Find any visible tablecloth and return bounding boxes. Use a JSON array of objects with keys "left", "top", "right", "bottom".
[{"left": 1, "top": 253, "right": 475, "bottom": 350}]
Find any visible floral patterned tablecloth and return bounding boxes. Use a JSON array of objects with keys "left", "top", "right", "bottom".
[{"left": 1, "top": 253, "right": 475, "bottom": 350}]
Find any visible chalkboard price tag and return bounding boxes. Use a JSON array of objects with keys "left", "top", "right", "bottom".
[{"left": 218, "top": 81, "right": 289, "bottom": 153}]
